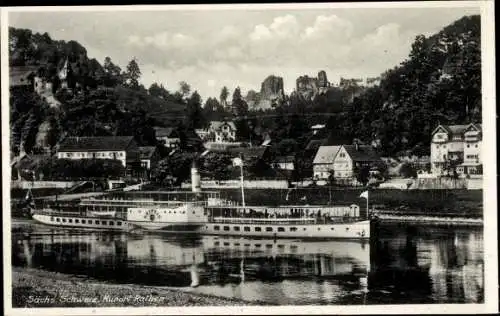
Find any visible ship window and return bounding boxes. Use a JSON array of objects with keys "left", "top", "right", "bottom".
[
  {"left": 346, "top": 227, "right": 349, "bottom": 231},
  {"left": 51, "top": 217, "right": 54, "bottom": 222},
  {"left": 109, "top": 221, "right": 114, "bottom": 226},
  {"left": 266, "top": 227, "right": 273, "bottom": 232},
  {"left": 95, "top": 220, "right": 100, "bottom": 224},
  {"left": 331, "top": 227, "right": 334, "bottom": 231},
  {"left": 214, "top": 225, "right": 220, "bottom": 231},
  {"left": 102, "top": 221, "right": 107, "bottom": 225},
  {"left": 75, "top": 219, "right": 79, "bottom": 223},
  {"left": 62, "top": 218, "right": 67, "bottom": 223},
  {"left": 290, "top": 227, "right": 297, "bottom": 232},
  {"left": 234, "top": 243, "right": 240, "bottom": 246},
  {"left": 255, "top": 227, "right": 262, "bottom": 232},
  {"left": 244, "top": 243, "right": 250, "bottom": 247},
  {"left": 82, "top": 219, "right": 86, "bottom": 224},
  {"left": 303, "top": 228, "right": 306, "bottom": 231},
  {"left": 214, "top": 241, "right": 220, "bottom": 246},
  {"left": 317, "top": 227, "right": 321, "bottom": 231},
  {"left": 266, "top": 244, "right": 273, "bottom": 248},
  {"left": 56, "top": 218, "right": 60, "bottom": 222},
  {"left": 244, "top": 226, "right": 250, "bottom": 232},
  {"left": 223, "top": 226, "right": 230, "bottom": 231},
  {"left": 88, "top": 220, "right": 92, "bottom": 224},
  {"left": 278, "top": 227, "right": 285, "bottom": 232},
  {"left": 255, "top": 244, "right": 261, "bottom": 247},
  {"left": 234, "top": 226, "right": 240, "bottom": 231},
  {"left": 68, "top": 219, "right": 72, "bottom": 223}
]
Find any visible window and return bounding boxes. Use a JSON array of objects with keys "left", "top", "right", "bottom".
[
  {"left": 62, "top": 218, "right": 67, "bottom": 223},
  {"left": 266, "top": 227, "right": 273, "bottom": 232},
  {"left": 290, "top": 227, "right": 297, "bottom": 232},
  {"left": 266, "top": 244, "right": 273, "bottom": 248},
  {"left": 82, "top": 219, "right": 86, "bottom": 224},
  {"left": 223, "top": 226, "right": 230, "bottom": 231},
  {"left": 66, "top": 153, "right": 72, "bottom": 158},
  {"left": 244, "top": 226, "right": 250, "bottom": 232},
  {"left": 95, "top": 220, "right": 100, "bottom": 224},
  {"left": 475, "top": 144, "right": 478, "bottom": 148},
  {"left": 117, "top": 222, "right": 122, "bottom": 226},
  {"left": 233, "top": 226, "right": 240, "bottom": 231},
  {"left": 56, "top": 218, "right": 60, "bottom": 222},
  {"left": 75, "top": 219, "right": 79, "bottom": 223},
  {"left": 51, "top": 217, "right": 54, "bottom": 222},
  {"left": 88, "top": 220, "right": 92, "bottom": 224},
  {"left": 255, "top": 227, "right": 262, "bottom": 232},
  {"left": 223, "top": 242, "right": 230, "bottom": 246},
  {"left": 278, "top": 227, "right": 285, "bottom": 232},
  {"left": 255, "top": 244, "right": 261, "bottom": 247},
  {"left": 68, "top": 219, "right": 73, "bottom": 223},
  {"left": 109, "top": 221, "right": 114, "bottom": 226},
  {"left": 214, "top": 241, "right": 220, "bottom": 246},
  {"left": 467, "top": 144, "right": 470, "bottom": 148},
  {"left": 331, "top": 227, "right": 335, "bottom": 231},
  {"left": 214, "top": 225, "right": 220, "bottom": 231},
  {"left": 101, "top": 221, "right": 107, "bottom": 225}
]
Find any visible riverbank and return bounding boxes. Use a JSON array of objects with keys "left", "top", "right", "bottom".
[{"left": 12, "top": 267, "right": 265, "bottom": 307}]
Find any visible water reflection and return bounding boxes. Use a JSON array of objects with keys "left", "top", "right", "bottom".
[{"left": 11, "top": 222, "right": 483, "bottom": 305}]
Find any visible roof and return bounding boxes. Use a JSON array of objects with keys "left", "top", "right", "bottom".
[
  {"left": 305, "top": 139, "right": 327, "bottom": 151},
  {"left": 433, "top": 123, "right": 482, "bottom": 136},
  {"left": 227, "top": 146, "right": 268, "bottom": 160},
  {"left": 10, "top": 66, "right": 38, "bottom": 87},
  {"left": 58, "top": 136, "right": 135, "bottom": 152},
  {"left": 154, "top": 127, "right": 178, "bottom": 138},
  {"left": 209, "top": 121, "right": 237, "bottom": 131},
  {"left": 274, "top": 155, "right": 295, "bottom": 163},
  {"left": 343, "top": 145, "right": 381, "bottom": 162},
  {"left": 313, "top": 145, "right": 341, "bottom": 164},
  {"left": 13, "top": 154, "right": 47, "bottom": 171},
  {"left": 138, "top": 146, "right": 157, "bottom": 159}
]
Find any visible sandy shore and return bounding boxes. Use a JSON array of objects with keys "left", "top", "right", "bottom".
[{"left": 12, "top": 267, "right": 267, "bottom": 307}]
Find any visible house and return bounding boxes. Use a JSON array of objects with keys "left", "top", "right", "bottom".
[
  {"left": 312, "top": 146, "right": 340, "bottom": 180},
  {"left": 138, "top": 146, "right": 160, "bottom": 170},
  {"left": 154, "top": 127, "right": 180, "bottom": 148},
  {"left": 138, "top": 146, "right": 160, "bottom": 179},
  {"left": 9, "top": 66, "right": 37, "bottom": 89},
  {"left": 332, "top": 144, "right": 382, "bottom": 181},
  {"left": 272, "top": 155, "right": 296, "bottom": 171},
  {"left": 208, "top": 121, "right": 237, "bottom": 143},
  {"left": 11, "top": 154, "right": 47, "bottom": 181},
  {"left": 430, "top": 123, "right": 482, "bottom": 176},
  {"left": 57, "top": 136, "right": 140, "bottom": 168}
]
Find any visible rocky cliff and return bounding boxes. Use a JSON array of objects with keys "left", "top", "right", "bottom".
[
  {"left": 296, "top": 70, "right": 330, "bottom": 100},
  {"left": 253, "top": 75, "right": 285, "bottom": 109}
]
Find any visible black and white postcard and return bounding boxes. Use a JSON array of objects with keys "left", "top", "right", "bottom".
[{"left": 1, "top": 2, "right": 497, "bottom": 315}]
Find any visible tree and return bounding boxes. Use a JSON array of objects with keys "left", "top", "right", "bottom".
[
  {"left": 220, "top": 86, "right": 229, "bottom": 109},
  {"left": 232, "top": 87, "right": 248, "bottom": 117},
  {"left": 125, "top": 58, "right": 141, "bottom": 88},
  {"left": 185, "top": 91, "right": 205, "bottom": 130},
  {"left": 103, "top": 56, "right": 123, "bottom": 86},
  {"left": 400, "top": 163, "right": 417, "bottom": 178},
  {"left": 179, "top": 81, "right": 191, "bottom": 100},
  {"left": 354, "top": 165, "right": 371, "bottom": 186}
]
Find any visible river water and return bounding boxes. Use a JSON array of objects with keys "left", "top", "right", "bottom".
[{"left": 11, "top": 220, "right": 483, "bottom": 305}]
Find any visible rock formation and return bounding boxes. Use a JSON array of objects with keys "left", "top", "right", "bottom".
[
  {"left": 254, "top": 75, "right": 285, "bottom": 109},
  {"left": 296, "top": 70, "right": 330, "bottom": 100}
]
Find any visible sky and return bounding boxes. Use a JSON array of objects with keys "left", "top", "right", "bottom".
[{"left": 8, "top": 4, "right": 480, "bottom": 101}]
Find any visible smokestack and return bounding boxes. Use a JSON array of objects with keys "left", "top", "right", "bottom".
[{"left": 191, "top": 161, "right": 201, "bottom": 193}]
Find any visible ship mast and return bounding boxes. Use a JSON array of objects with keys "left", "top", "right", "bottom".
[{"left": 239, "top": 154, "right": 246, "bottom": 209}]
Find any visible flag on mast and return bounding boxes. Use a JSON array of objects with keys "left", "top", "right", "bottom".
[
  {"left": 359, "top": 190, "right": 369, "bottom": 199},
  {"left": 233, "top": 157, "right": 243, "bottom": 167}
]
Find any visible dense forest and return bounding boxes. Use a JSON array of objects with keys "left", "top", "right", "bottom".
[{"left": 9, "top": 15, "right": 481, "bottom": 162}]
